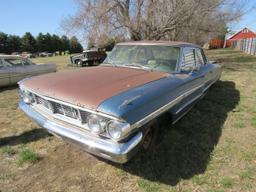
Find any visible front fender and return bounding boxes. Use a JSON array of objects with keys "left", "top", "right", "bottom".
[{"left": 97, "top": 76, "right": 184, "bottom": 125}]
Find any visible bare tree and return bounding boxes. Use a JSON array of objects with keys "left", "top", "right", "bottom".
[{"left": 62, "top": 0, "right": 248, "bottom": 45}]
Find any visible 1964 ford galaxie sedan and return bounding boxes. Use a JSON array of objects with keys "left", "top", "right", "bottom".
[{"left": 18, "top": 41, "right": 221, "bottom": 163}]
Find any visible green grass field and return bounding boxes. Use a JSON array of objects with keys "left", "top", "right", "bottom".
[{"left": 0, "top": 49, "right": 256, "bottom": 192}]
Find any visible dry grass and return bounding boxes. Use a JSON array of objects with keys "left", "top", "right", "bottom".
[{"left": 0, "top": 49, "right": 256, "bottom": 192}]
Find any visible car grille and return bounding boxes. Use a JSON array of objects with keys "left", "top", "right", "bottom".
[{"left": 34, "top": 94, "right": 89, "bottom": 123}]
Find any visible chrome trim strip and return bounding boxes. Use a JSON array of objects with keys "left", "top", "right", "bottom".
[
  {"left": 173, "top": 79, "right": 217, "bottom": 123},
  {"left": 19, "top": 101, "right": 143, "bottom": 163},
  {"left": 202, "top": 80, "right": 216, "bottom": 93},
  {"left": 172, "top": 105, "right": 193, "bottom": 124},
  {"left": 174, "top": 92, "right": 202, "bottom": 115},
  {"left": 131, "top": 78, "right": 218, "bottom": 129},
  {"left": 131, "top": 84, "right": 203, "bottom": 129}
]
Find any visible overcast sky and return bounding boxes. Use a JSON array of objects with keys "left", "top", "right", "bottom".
[{"left": 0, "top": 0, "right": 255, "bottom": 41}]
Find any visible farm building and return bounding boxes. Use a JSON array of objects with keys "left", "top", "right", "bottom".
[
  {"left": 225, "top": 27, "right": 256, "bottom": 47},
  {"left": 209, "top": 38, "right": 224, "bottom": 49}
]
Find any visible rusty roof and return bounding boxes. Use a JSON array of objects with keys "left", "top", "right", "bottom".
[{"left": 117, "top": 40, "right": 200, "bottom": 47}]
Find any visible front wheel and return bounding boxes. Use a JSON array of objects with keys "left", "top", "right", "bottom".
[
  {"left": 141, "top": 120, "right": 160, "bottom": 151},
  {"left": 76, "top": 60, "right": 82, "bottom": 67}
]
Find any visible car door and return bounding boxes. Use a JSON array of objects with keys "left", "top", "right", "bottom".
[
  {"left": 0, "top": 58, "right": 11, "bottom": 87},
  {"left": 172, "top": 47, "right": 206, "bottom": 114},
  {"left": 22, "top": 59, "right": 41, "bottom": 77},
  {"left": 195, "top": 48, "right": 216, "bottom": 93},
  {"left": 4, "top": 57, "right": 27, "bottom": 84},
  {"left": 181, "top": 47, "right": 206, "bottom": 91}
]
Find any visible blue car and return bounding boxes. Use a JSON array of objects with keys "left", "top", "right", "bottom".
[{"left": 18, "top": 41, "right": 222, "bottom": 163}]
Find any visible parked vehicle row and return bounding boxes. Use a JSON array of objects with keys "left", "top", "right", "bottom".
[
  {"left": 19, "top": 41, "right": 221, "bottom": 163},
  {"left": 0, "top": 55, "right": 56, "bottom": 87},
  {"left": 11, "top": 52, "right": 54, "bottom": 58}
]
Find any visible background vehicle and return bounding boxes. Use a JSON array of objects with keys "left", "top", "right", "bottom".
[
  {"left": 0, "top": 55, "right": 56, "bottom": 87},
  {"left": 38, "top": 52, "right": 53, "bottom": 57},
  {"left": 70, "top": 49, "right": 107, "bottom": 66}
]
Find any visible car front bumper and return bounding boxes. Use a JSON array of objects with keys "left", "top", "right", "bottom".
[{"left": 19, "top": 101, "right": 143, "bottom": 163}]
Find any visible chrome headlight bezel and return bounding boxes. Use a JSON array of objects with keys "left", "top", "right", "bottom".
[
  {"left": 86, "top": 114, "right": 131, "bottom": 141},
  {"left": 19, "top": 88, "right": 35, "bottom": 104},
  {"left": 87, "top": 114, "right": 107, "bottom": 134},
  {"left": 106, "top": 120, "right": 130, "bottom": 141}
]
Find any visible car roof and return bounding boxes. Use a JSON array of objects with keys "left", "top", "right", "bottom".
[{"left": 117, "top": 40, "right": 200, "bottom": 48}]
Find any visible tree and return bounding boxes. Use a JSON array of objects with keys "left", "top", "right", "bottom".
[
  {"left": 51, "top": 34, "right": 62, "bottom": 52},
  {"left": 44, "top": 33, "right": 53, "bottom": 52},
  {"left": 94, "top": 34, "right": 116, "bottom": 51},
  {"left": 62, "top": 0, "right": 248, "bottom": 45},
  {"left": 0, "top": 32, "right": 8, "bottom": 53},
  {"left": 7, "top": 35, "right": 22, "bottom": 53},
  {"left": 69, "top": 36, "right": 83, "bottom": 53},
  {"left": 60, "top": 35, "right": 70, "bottom": 52},
  {"left": 36, "top": 33, "right": 54, "bottom": 52},
  {"left": 21, "top": 32, "right": 37, "bottom": 52},
  {"left": 37, "top": 33, "right": 46, "bottom": 52}
]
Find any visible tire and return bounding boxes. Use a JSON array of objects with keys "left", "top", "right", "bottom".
[
  {"left": 87, "top": 61, "right": 94, "bottom": 66},
  {"left": 77, "top": 60, "right": 82, "bottom": 67},
  {"left": 94, "top": 61, "right": 99, "bottom": 66},
  {"left": 141, "top": 120, "right": 160, "bottom": 151}
]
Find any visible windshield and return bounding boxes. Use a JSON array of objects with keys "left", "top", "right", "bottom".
[{"left": 102, "top": 45, "right": 180, "bottom": 73}]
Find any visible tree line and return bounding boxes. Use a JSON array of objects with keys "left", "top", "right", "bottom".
[{"left": 0, "top": 32, "right": 83, "bottom": 54}]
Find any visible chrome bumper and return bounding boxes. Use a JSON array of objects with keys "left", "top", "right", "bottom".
[{"left": 19, "top": 101, "right": 143, "bottom": 163}]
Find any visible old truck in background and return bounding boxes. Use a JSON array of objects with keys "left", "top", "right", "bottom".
[{"left": 70, "top": 49, "right": 107, "bottom": 67}]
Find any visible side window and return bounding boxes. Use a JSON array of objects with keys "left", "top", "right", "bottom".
[
  {"left": 4, "top": 58, "right": 24, "bottom": 67},
  {"left": 182, "top": 48, "right": 195, "bottom": 68},
  {"left": 195, "top": 49, "right": 205, "bottom": 66}
]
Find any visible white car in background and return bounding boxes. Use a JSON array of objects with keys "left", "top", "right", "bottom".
[{"left": 0, "top": 55, "right": 56, "bottom": 87}]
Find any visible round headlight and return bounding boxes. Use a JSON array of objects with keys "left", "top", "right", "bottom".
[
  {"left": 107, "top": 121, "right": 129, "bottom": 140},
  {"left": 23, "top": 90, "right": 34, "bottom": 104},
  {"left": 87, "top": 115, "right": 105, "bottom": 134}
]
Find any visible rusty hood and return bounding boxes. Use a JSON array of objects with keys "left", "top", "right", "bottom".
[{"left": 22, "top": 66, "right": 169, "bottom": 110}]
